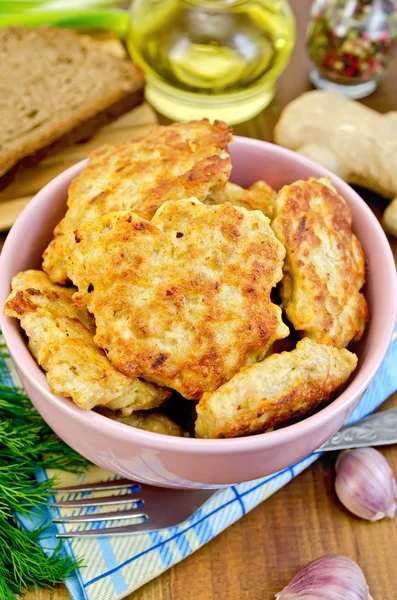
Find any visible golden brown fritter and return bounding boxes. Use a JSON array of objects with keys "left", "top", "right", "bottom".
[
  {"left": 68, "top": 199, "right": 289, "bottom": 399},
  {"left": 42, "top": 119, "right": 232, "bottom": 284},
  {"left": 271, "top": 178, "right": 368, "bottom": 348},
  {"left": 6, "top": 269, "right": 95, "bottom": 332},
  {"left": 204, "top": 180, "right": 277, "bottom": 219},
  {"left": 97, "top": 408, "right": 189, "bottom": 437},
  {"left": 4, "top": 270, "right": 170, "bottom": 412},
  {"left": 195, "top": 338, "right": 357, "bottom": 438}
]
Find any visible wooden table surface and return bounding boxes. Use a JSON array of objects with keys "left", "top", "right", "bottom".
[{"left": 18, "top": 0, "right": 397, "bottom": 598}]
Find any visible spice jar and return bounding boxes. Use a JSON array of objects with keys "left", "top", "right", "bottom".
[
  {"left": 127, "top": 0, "right": 295, "bottom": 124},
  {"left": 307, "top": 0, "right": 397, "bottom": 98}
]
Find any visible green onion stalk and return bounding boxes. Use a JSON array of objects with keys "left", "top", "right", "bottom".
[{"left": 0, "top": 2, "right": 130, "bottom": 36}]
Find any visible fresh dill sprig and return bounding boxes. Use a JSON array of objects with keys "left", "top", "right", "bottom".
[
  {"left": 0, "top": 520, "right": 84, "bottom": 597},
  {"left": 0, "top": 341, "right": 88, "bottom": 598},
  {"left": 0, "top": 467, "right": 59, "bottom": 519}
]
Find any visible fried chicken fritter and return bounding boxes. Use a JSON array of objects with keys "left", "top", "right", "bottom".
[
  {"left": 42, "top": 119, "right": 232, "bottom": 284},
  {"left": 271, "top": 178, "right": 368, "bottom": 348},
  {"left": 97, "top": 408, "right": 189, "bottom": 437},
  {"left": 68, "top": 199, "right": 289, "bottom": 399},
  {"left": 204, "top": 181, "right": 277, "bottom": 219},
  {"left": 4, "top": 270, "right": 170, "bottom": 412},
  {"left": 195, "top": 338, "right": 358, "bottom": 438}
]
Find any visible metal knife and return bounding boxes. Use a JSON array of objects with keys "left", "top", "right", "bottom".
[{"left": 317, "top": 407, "right": 397, "bottom": 452}]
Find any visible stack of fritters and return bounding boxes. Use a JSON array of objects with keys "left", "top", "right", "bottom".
[
  {"left": 4, "top": 119, "right": 367, "bottom": 438},
  {"left": 4, "top": 270, "right": 170, "bottom": 413},
  {"left": 68, "top": 199, "right": 288, "bottom": 400},
  {"left": 42, "top": 119, "right": 232, "bottom": 285}
]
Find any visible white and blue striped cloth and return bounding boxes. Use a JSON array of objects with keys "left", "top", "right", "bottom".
[{"left": 7, "top": 323, "right": 397, "bottom": 600}]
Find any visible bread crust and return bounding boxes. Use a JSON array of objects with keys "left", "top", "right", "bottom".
[
  {"left": 0, "top": 89, "right": 144, "bottom": 191},
  {"left": 0, "top": 27, "right": 144, "bottom": 178}
]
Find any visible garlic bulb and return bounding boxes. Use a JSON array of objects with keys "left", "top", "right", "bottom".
[
  {"left": 335, "top": 447, "right": 397, "bottom": 521},
  {"left": 275, "top": 555, "right": 373, "bottom": 600}
]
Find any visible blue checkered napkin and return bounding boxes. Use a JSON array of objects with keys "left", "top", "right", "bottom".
[{"left": 7, "top": 323, "right": 397, "bottom": 600}]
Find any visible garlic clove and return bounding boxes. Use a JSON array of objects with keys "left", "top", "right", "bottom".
[
  {"left": 275, "top": 555, "right": 374, "bottom": 600},
  {"left": 335, "top": 447, "right": 397, "bottom": 521}
]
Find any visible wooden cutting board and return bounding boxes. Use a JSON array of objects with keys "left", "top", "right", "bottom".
[{"left": 0, "top": 102, "right": 158, "bottom": 232}]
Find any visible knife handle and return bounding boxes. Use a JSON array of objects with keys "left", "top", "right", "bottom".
[{"left": 317, "top": 407, "right": 397, "bottom": 452}]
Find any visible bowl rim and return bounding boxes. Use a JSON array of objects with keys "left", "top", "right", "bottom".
[{"left": 1, "top": 136, "right": 396, "bottom": 454}]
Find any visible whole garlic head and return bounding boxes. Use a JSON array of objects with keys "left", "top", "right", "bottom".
[
  {"left": 275, "top": 555, "right": 373, "bottom": 600},
  {"left": 335, "top": 447, "right": 397, "bottom": 521}
]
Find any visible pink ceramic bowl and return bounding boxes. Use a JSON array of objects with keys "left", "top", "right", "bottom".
[{"left": 1, "top": 138, "right": 396, "bottom": 489}]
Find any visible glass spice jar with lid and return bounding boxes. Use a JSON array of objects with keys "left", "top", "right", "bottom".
[
  {"left": 127, "top": 0, "right": 295, "bottom": 124},
  {"left": 307, "top": 0, "right": 397, "bottom": 99}
]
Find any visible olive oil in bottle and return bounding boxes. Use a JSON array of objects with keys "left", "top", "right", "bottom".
[{"left": 127, "top": 0, "right": 295, "bottom": 124}]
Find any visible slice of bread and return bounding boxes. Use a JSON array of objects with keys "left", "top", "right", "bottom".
[{"left": 0, "top": 27, "right": 145, "bottom": 186}]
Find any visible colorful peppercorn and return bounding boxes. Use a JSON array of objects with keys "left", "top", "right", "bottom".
[{"left": 307, "top": 0, "right": 397, "bottom": 87}]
